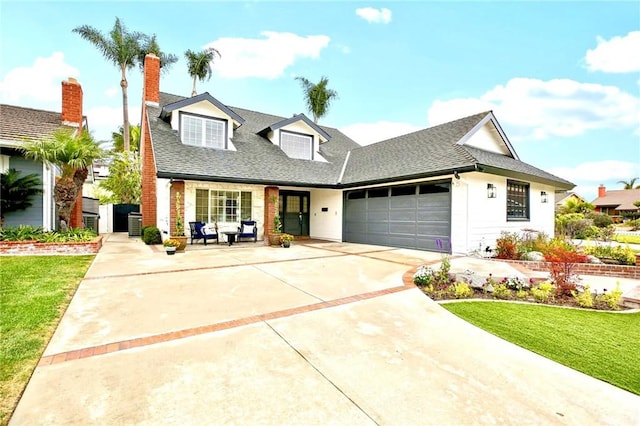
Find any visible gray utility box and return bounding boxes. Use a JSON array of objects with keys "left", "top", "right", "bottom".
[{"left": 128, "top": 212, "right": 142, "bottom": 237}]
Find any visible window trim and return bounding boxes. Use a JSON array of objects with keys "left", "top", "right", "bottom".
[
  {"left": 506, "top": 180, "right": 530, "bottom": 221},
  {"left": 195, "top": 189, "right": 252, "bottom": 223},
  {"left": 279, "top": 130, "right": 314, "bottom": 160},
  {"left": 179, "top": 111, "right": 228, "bottom": 149}
]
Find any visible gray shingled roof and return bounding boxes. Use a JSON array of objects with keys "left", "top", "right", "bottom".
[
  {"left": 592, "top": 188, "right": 640, "bottom": 210},
  {"left": 0, "top": 104, "right": 63, "bottom": 141},
  {"left": 149, "top": 93, "right": 360, "bottom": 186},
  {"left": 148, "top": 96, "right": 574, "bottom": 190}
]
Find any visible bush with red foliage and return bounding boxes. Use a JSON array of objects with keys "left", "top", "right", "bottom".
[
  {"left": 495, "top": 232, "right": 520, "bottom": 260},
  {"left": 544, "top": 246, "right": 589, "bottom": 296}
]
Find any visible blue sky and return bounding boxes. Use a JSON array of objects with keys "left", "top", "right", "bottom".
[{"left": 1, "top": 1, "right": 638, "bottom": 201}]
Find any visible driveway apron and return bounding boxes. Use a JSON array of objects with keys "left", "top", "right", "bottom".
[{"left": 10, "top": 234, "right": 640, "bottom": 425}]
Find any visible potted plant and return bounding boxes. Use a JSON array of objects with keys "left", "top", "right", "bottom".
[
  {"left": 163, "top": 238, "right": 180, "bottom": 255},
  {"left": 172, "top": 191, "right": 188, "bottom": 251},
  {"left": 280, "top": 233, "right": 294, "bottom": 248}
]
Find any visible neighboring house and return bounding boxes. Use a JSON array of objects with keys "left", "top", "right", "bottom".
[
  {"left": 140, "top": 54, "right": 573, "bottom": 254},
  {"left": 554, "top": 191, "right": 587, "bottom": 212},
  {"left": 592, "top": 185, "right": 640, "bottom": 222},
  {"left": 0, "top": 78, "right": 87, "bottom": 230}
]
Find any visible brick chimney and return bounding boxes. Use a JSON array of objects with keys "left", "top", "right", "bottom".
[
  {"left": 61, "top": 77, "right": 83, "bottom": 132},
  {"left": 598, "top": 184, "right": 606, "bottom": 198},
  {"left": 143, "top": 54, "right": 160, "bottom": 104}
]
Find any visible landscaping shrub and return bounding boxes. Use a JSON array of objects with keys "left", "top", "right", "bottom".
[
  {"left": 519, "top": 230, "right": 549, "bottom": 254},
  {"left": 574, "top": 225, "right": 599, "bottom": 240},
  {"left": 587, "top": 212, "right": 614, "bottom": 228},
  {"left": 492, "top": 283, "right": 511, "bottom": 299},
  {"left": 573, "top": 285, "right": 594, "bottom": 308},
  {"left": 583, "top": 244, "right": 636, "bottom": 265},
  {"left": 544, "top": 246, "right": 589, "bottom": 296},
  {"left": 597, "top": 283, "right": 623, "bottom": 310},
  {"left": 531, "top": 281, "right": 555, "bottom": 303},
  {"left": 0, "top": 225, "right": 96, "bottom": 242},
  {"left": 624, "top": 219, "right": 639, "bottom": 231},
  {"left": 495, "top": 232, "right": 521, "bottom": 259},
  {"left": 453, "top": 282, "right": 473, "bottom": 299},
  {"left": 555, "top": 213, "right": 590, "bottom": 239},
  {"left": 141, "top": 226, "right": 162, "bottom": 245}
]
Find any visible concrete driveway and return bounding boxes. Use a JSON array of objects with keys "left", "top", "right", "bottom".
[{"left": 10, "top": 234, "right": 640, "bottom": 425}]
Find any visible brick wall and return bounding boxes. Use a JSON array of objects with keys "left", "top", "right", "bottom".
[
  {"left": 140, "top": 54, "right": 161, "bottom": 227},
  {"left": 169, "top": 181, "right": 185, "bottom": 235},
  {"left": 0, "top": 236, "right": 102, "bottom": 255},
  {"left": 264, "top": 186, "right": 279, "bottom": 237},
  {"left": 61, "top": 77, "right": 84, "bottom": 228},
  {"left": 497, "top": 259, "right": 640, "bottom": 280}
]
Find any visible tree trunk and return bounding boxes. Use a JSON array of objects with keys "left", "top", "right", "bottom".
[
  {"left": 121, "top": 66, "right": 130, "bottom": 152},
  {"left": 192, "top": 76, "right": 197, "bottom": 97},
  {"left": 54, "top": 177, "right": 78, "bottom": 231}
]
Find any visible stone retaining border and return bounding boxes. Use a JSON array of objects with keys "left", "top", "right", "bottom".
[{"left": 0, "top": 236, "right": 103, "bottom": 255}]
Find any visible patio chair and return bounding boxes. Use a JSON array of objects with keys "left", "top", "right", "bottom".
[
  {"left": 237, "top": 220, "right": 257, "bottom": 243},
  {"left": 189, "top": 221, "right": 219, "bottom": 245}
]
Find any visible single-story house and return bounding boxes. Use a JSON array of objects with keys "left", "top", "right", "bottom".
[
  {"left": 592, "top": 185, "right": 640, "bottom": 222},
  {"left": 0, "top": 78, "right": 87, "bottom": 230},
  {"left": 140, "top": 54, "right": 574, "bottom": 254},
  {"left": 554, "top": 191, "right": 587, "bottom": 212}
]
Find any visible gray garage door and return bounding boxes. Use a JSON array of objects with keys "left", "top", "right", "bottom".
[{"left": 343, "top": 181, "right": 451, "bottom": 253}]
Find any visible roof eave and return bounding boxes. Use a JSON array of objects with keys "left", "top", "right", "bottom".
[
  {"left": 341, "top": 166, "right": 477, "bottom": 188},
  {"left": 479, "top": 165, "right": 574, "bottom": 190},
  {"left": 156, "top": 171, "right": 338, "bottom": 189}
]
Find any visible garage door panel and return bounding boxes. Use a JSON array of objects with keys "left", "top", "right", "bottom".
[{"left": 344, "top": 183, "right": 451, "bottom": 253}]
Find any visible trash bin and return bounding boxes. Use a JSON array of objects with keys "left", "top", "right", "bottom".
[{"left": 128, "top": 212, "right": 142, "bottom": 237}]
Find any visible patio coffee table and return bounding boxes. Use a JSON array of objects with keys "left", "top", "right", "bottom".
[{"left": 223, "top": 231, "right": 238, "bottom": 246}]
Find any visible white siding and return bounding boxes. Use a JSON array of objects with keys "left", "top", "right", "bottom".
[
  {"left": 183, "top": 181, "right": 266, "bottom": 238},
  {"left": 270, "top": 121, "right": 327, "bottom": 162},
  {"left": 157, "top": 178, "right": 172, "bottom": 237},
  {"left": 309, "top": 189, "right": 343, "bottom": 241},
  {"left": 169, "top": 101, "right": 236, "bottom": 149},
  {"left": 451, "top": 172, "right": 556, "bottom": 254},
  {"left": 463, "top": 122, "right": 511, "bottom": 155}
]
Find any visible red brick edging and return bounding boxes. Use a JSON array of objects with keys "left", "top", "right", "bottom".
[
  {"left": 495, "top": 259, "right": 640, "bottom": 280},
  {"left": 0, "top": 236, "right": 103, "bottom": 255}
]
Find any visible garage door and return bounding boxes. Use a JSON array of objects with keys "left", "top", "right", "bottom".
[{"left": 343, "top": 181, "right": 451, "bottom": 253}]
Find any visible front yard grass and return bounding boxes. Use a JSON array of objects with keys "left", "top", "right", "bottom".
[
  {"left": 442, "top": 302, "right": 640, "bottom": 395},
  {"left": 613, "top": 234, "right": 640, "bottom": 245},
  {"left": 0, "top": 255, "right": 94, "bottom": 425}
]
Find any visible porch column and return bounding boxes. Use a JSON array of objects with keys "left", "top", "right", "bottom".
[{"left": 264, "top": 186, "right": 279, "bottom": 245}]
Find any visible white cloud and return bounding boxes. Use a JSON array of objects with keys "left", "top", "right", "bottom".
[
  {"left": 0, "top": 52, "right": 79, "bottom": 103},
  {"left": 427, "top": 77, "right": 640, "bottom": 140},
  {"left": 104, "top": 87, "right": 118, "bottom": 98},
  {"left": 340, "top": 121, "right": 422, "bottom": 145},
  {"left": 84, "top": 105, "right": 141, "bottom": 142},
  {"left": 548, "top": 161, "right": 640, "bottom": 183},
  {"left": 585, "top": 31, "right": 640, "bottom": 73},
  {"left": 206, "top": 31, "right": 330, "bottom": 79},
  {"left": 355, "top": 7, "right": 392, "bottom": 24}
]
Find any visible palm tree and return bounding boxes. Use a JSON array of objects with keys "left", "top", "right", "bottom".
[
  {"left": 185, "top": 47, "right": 220, "bottom": 96},
  {"left": 73, "top": 18, "right": 144, "bottom": 151},
  {"left": 137, "top": 34, "right": 178, "bottom": 74},
  {"left": 617, "top": 177, "right": 640, "bottom": 189},
  {"left": 558, "top": 198, "right": 594, "bottom": 215},
  {"left": 295, "top": 76, "right": 338, "bottom": 124},
  {"left": 0, "top": 168, "right": 43, "bottom": 226},
  {"left": 21, "top": 128, "right": 103, "bottom": 231},
  {"left": 112, "top": 124, "right": 141, "bottom": 152}
]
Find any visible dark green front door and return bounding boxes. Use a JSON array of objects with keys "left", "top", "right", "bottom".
[{"left": 279, "top": 191, "right": 310, "bottom": 236}]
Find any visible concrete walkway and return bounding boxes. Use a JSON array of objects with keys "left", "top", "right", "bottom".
[{"left": 10, "top": 234, "right": 640, "bottom": 425}]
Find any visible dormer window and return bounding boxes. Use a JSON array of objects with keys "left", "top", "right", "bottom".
[
  {"left": 280, "top": 130, "right": 313, "bottom": 160},
  {"left": 180, "top": 112, "right": 227, "bottom": 149}
]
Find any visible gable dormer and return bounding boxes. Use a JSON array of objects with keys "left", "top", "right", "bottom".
[
  {"left": 160, "top": 93, "right": 245, "bottom": 150},
  {"left": 456, "top": 111, "right": 519, "bottom": 160},
  {"left": 258, "top": 114, "right": 331, "bottom": 161}
]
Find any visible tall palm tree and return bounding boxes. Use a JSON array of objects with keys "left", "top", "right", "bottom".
[
  {"left": 137, "top": 34, "right": 178, "bottom": 74},
  {"left": 185, "top": 47, "right": 220, "bottom": 96},
  {"left": 112, "top": 124, "right": 141, "bottom": 152},
  {"left": 21, "top": 128, "right": 103, "bottom": 231},
  {"left": 617, "top": 177, "right": 640, "bottom": 189},
  {"left": 73, "top": 17, "right": 144, "bottom": 151},
  {"left": 295, "top": 76, "right": 338, "bottom": 124},
  {"left": 0, "top": 168, "right": 43, "bottom": 226}
]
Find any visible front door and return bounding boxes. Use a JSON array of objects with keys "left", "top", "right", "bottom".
[{"left": 280, "top": 191, "right": 310, "bottom": 236}]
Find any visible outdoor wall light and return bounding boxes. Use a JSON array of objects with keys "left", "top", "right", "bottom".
[
  {"left": 487, "top": 183, "right": 497, "bottom": 198},
  {"left": 541, "top": 191, "right": 548, "bottom": 203}
]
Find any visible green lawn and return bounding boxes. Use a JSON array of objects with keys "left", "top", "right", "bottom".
[
  {"left": 613, "top": 234, "right": 640, "bottom": 245},
  {"left": 443, "top": 302, "right": 640, "bottom": 395},
  {"left": 0, "top": 255, "right": 94, "bottom": 425}
]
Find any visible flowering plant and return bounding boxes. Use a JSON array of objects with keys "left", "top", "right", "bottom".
[
  {"left": 279, "top": 233, "right": 294, "bottom": 243},
  {"left": 163, "top": 238, "right": 181, "bottom": 248}
]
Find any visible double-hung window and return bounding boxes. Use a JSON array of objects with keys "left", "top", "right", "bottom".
[
  {"left": 181, "top": 113, "right": 227, "bottom": 149},
  {"left": 280, "top": 130, "right": 313, "bottom": 160},
  {"left": 195, "top": 189, "right": 252, "bottom": 223},
  {"left": 506, "top": 180, "right": 530, "bottom": 221}
]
